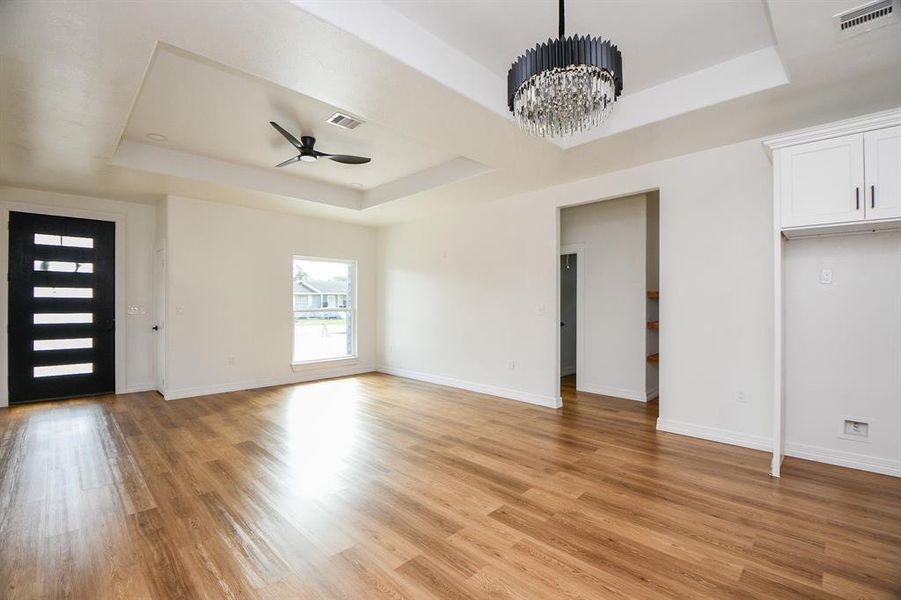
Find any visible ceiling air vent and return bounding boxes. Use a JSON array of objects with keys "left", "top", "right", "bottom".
[
  {"left": 835, "top": 0, "right": 898, "bottom": 38},
  {"left": 326, "top": 112, "right": 363, "bottom": 130}
]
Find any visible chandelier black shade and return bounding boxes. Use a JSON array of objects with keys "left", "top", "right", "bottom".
[{"left": 506, "top": 0, "right": 623, "bottom": 138}]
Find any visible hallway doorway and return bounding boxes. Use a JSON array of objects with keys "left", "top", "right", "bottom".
[{"left": 560, "top": 252, "right": 578, "bottom": 378}]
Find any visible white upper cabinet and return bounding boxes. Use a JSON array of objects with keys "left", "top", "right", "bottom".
[
  {"left": 864, "top": 124, "right": 901, "bottom": 222},
  {"left": 768, "top": 109, "right": 901, "bottom": 234},
  {"left": 779, "top": 134, "right": 864, "bottom": 228}
]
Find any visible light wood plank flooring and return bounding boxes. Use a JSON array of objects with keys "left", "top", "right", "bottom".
[{"left": 1, "top": 373, "right": 899, "bottom": 598}]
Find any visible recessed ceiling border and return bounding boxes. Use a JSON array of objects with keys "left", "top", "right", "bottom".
[
  {"left": 109, "top": 43, "right": 493, "bottom": 211},
  {"left": 294, "top": 0, "right": 790, "bottom": 150}
]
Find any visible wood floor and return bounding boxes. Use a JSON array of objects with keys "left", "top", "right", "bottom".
[{"left": 1, "top": 374, "right": 899, "bottom": 599}]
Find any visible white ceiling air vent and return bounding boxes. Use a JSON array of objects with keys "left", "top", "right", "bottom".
[
  {"left": 835, "top": 0, "right": 898, "bottom": 38},
  {"left": 326, "top": 112, "right": 363, "bottom": 130}
]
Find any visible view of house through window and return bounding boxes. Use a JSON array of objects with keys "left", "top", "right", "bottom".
[{"left": 293, "top": 257, "right": 355, "bottom": 363}]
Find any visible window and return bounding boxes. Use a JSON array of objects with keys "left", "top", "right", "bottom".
[{"left": 293, "top": 257, "right": 355, "bottom": 363}]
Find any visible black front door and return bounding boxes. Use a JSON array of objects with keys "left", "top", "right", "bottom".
[{"left": 8, "top": 212, "right": 116, "bottom": 404}]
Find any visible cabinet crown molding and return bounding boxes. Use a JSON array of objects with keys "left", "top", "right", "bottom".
[{"left": 763, "top": 107, "right": 901, "bottom": 155}]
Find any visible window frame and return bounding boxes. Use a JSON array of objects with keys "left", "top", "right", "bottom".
[{"left": 291, "top": 256, "right": 357, "bottom": 366}]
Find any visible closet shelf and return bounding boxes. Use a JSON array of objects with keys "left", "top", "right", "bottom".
[
  {"left": 647, "top": 290, "right": 659, "bottom": 299},
  {"left": 647, "top": 353, "right": 659, "bottom": 364},
  {"left": 647, "top": 321, "right": 659, "bottom": 331}
]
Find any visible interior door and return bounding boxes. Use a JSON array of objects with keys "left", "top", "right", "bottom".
[
  {"left": 154, "top": 244, "right": 166, "bottom": 394},
  {"left": 779, "top": 133, "right": 864, "bottom": 228},
  {"left": 864, "top": 124, "right": 901, "bottom": 221},
  {"left": 8, "top": 212, "right": 116, "bottom": 403}
]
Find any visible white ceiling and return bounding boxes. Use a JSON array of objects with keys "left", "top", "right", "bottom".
[
  {"left": 298, "top": 0, "right": 790, "bottom": 148},
  {"left": 115, "top": 45, "right": 489, "bottom": 210},
  {"left": 1, "top": 0, "right": 901, "bottom": 225},
  {"left": 384, "top": 0, "right": 775, "bottom": 93},
  {"left": 125, "top": 47, "right": 455, "bottom": 191}
]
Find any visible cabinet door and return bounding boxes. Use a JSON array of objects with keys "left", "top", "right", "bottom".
[
  {"left": 864, "top": 125, "right": 901, "bottom": 221},
  {"left": 779, "top": 134, "right": 864, "bottom": 228}
]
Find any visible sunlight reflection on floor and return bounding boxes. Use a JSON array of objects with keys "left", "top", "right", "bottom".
[{"left": 282, "top": 379, "right": 361, "bottom": 499}]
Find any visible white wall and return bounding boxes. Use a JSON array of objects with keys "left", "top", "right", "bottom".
[
  {"left": 163, "top": 195, "right": 377, "bottom": 399},
  {"left": 377, "top": 190, "right": 561, "bottom": 407},
  {"left": 784, "top": 232, "right": 901, "bottom": 475},
  {"left": 0, "top": 187, "right": 157, "bottom": 405},
  {"left": 378, "top": 139, "right": 775, "bottom": 445},
  {"left": 561, "top": 194, "right": 649, "bottom": 401}
]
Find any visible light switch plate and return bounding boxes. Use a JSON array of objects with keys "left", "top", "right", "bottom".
[{"left": 819, "top": 269, "right": 833, "bottom": 284}]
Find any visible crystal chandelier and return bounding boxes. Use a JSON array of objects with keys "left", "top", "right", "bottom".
[{"left": 507, "top": 0, "right": 623, "bottom": 138}]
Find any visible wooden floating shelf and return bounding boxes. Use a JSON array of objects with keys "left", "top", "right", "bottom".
[
  {"left": 647, "top": 321, "right": 659, "bottom": 331},
  {"left": 647, "top": 353, "right": 659, "bottom": 364},
  {"left": 647, "top": 290, "right": 659, "bottom": 299}
]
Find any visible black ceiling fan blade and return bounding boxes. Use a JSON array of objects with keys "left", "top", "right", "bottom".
[
  {"left": 270, "top": 121, "right": 304, "bottom": 151},
  {"left": 321, "top": 153, "right": 371, "bottom": 165},
  {"left": 275, "top": 156, "right": 302, "bottom": 168}
]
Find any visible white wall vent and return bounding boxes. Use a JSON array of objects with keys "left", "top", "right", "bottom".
[
  {"left": 835, "top": 0, "right": 898, "bottom": 38},
  {"left": 326, "top": 112, "right": 363, "bottom": 130}
]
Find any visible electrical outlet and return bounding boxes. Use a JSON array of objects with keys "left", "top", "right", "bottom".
[
  {"left": 227, "top": 356, "right": 236, "bottom": 366},
  {"left": 843, "top": 419, "right": 868, "bottom": 438},
  {"left": 507, "top": 360, "right": 515, "bottom": 370},
  {"left": 737, "top": 390, "right": 747, "bottom": 404},
  {"left": 820, "top": 269, "right": 833, "bottom": 284}
]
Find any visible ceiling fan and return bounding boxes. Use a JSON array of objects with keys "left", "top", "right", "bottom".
[{"left": 269, "top": 121, "right": 371, "bottom": 167}]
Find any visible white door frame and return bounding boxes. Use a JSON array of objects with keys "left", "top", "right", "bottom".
[
  {"left": 560, "top": 244, "right": 585, "bottom": 393},
  {"left": 154, "top": 241, "right": 167, "bottom": 394},
  {"left": 0, "top": 201, "right": 127, "bottom": 407}
]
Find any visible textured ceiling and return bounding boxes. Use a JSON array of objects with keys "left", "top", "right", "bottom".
[{"left": 1, "top": 0, "right": 900, "bottom": 226}]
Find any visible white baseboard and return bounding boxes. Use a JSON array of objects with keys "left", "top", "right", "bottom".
[
  {"left": 377, "top": 365, "right": 561, "bottom": 409},
  {"left": 561, "top": 365, "right": 576, "bottom": 377},
  {"left": 120, "top": 383, "right": 157, "bottom": 394},
  {"left": 164, "top": 364, "right": 375, "bottom": 401},
  {"left": 646, "top": 387, "right": 659, "bottom": 401},
  {"left": 784, "top": 441, "right": 901, "bottom": 478},
  {"left": 656, "top": 418, "right": 772, "bottom": 452},
  {"left": 578, "top": 382, "right": 648, "bottom": 403}
]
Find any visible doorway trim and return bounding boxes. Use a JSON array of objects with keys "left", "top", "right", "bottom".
[
  {"left": 0, "top": 201, "right": 127, "bottom": 407},
  {"left": 560, "top": 243, "right": 585, "bottom": 392}
]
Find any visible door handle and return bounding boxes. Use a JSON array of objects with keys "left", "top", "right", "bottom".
[
  {"left": 856, "top": 187, "right": 860, "bottom": 210},
  {"left": 871, "top": 185, "right": 876, "bottom": 209},
  {"left": 152, "top": 325, "right": 159, "bottom": 331}
]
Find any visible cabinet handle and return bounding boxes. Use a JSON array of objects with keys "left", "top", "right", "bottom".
[
  {"left": 871, "top": 185, "right": 876, "bottom": 209},
  {"left": 856, "top": 187, "right": 860, "bottom": 210}
]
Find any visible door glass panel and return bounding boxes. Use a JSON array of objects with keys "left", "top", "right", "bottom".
[
  {"left": 33, "top": 338, "right": 93, "bottom": 351},
  {"left": 33, "top": 287, "right": 93, "bottom": 298},
  {"left": 33, "top": 233, "right": 94, "bottom": 248},
  {"left": 33, "top": 313, "right": 93, "bottom": 324},
  {"left": 34, "top": 363, "right": 93, "bottom": 378},
  {"left": 33, "top": 260, "right": 94, "bottom": 273}
]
